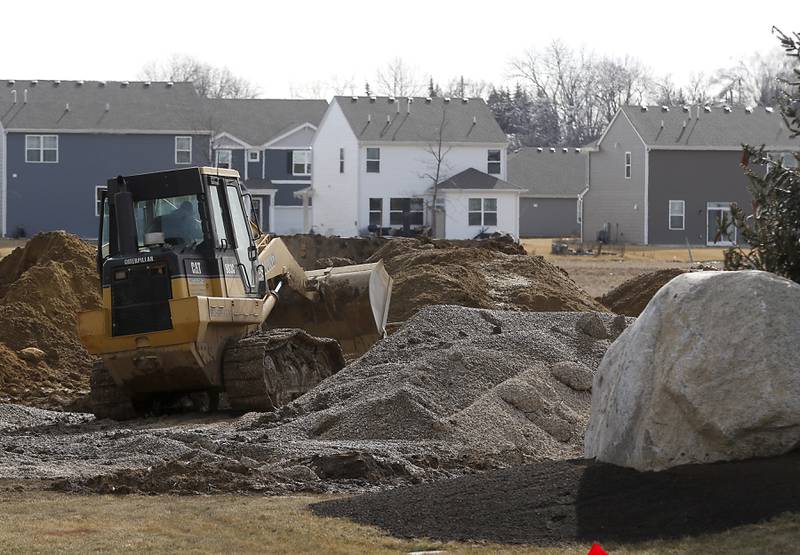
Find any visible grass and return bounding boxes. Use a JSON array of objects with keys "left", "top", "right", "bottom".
[
  {"left": 521, "top": 238, "right": 728, "bottom": 263},
  {"left": 0, "top": 492, "right": 799, "bottom": 554}
]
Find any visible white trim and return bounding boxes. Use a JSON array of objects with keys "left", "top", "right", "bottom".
[
  {"left": 624, "top": 151, "right": 632, "bottom": 179},
  {"left": 487, "top": 148, "right": 502, "bottom": 175},
  {"left": 247, "top": 150, "right": 260, "bottom": 163},
  {"left": 434, "top": 188, "right": 522, "bottom": 194},
  {"left": 520, "top": 193, "right": 580, "bottom": 199},
  {"left": 358, "top": 140, "right": 508, "bottom": 148},
  {"left": 175, "top": 135, "right": 192, "bottom": 165},
  {"left": 650, "top": 145, "right": 795, "bottom": 151},
  {"left": 596, "top": 108, "right": 648, "bottom": 150},
  {"left": 94, "top": 185, "right": 107, "bottom": 217},
  {"left": 366, "top": 147, "right": 381, "bottom": 173},
  {"left": 467, "top": 197, "right": 498, "bottom": 227},
  {"left": 9, "top": 128, "right": 211, "bottom": 135},
  {"left": 706, "top": 201, "right": 736, "bottom": 246},
  {"left": 644, "top": 147, "right": 650, "bottom": 245},
  {"left": 212, "top": 131, "right": 252, "bottom": 149},
  {"left": 25, "top": 134, "right": 59, "bottom": 163},
  {"left": 270, "top": 179, "right": 310, "bottom": 185},
  {"left": 261, "top": 122, "right": 318, "bottom": 149},
  {"left": 668, "top": 199, "right": 685, "bottom": 230}
]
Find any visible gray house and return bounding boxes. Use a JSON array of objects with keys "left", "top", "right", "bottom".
[
  {"left": 508, "top": 147, "right": 586, "bottom": 237},
  {"left": 583, "top": 104, "right": 798, "bottom": 246},
  {"left": 0, "top": 79, "right": 209, "bottom": 237},
  {"left": 208, "top": 98, "right": 327, "bottom": 234}
]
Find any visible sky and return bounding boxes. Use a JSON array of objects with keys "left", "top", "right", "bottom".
[{"left": 1, "top": 0, "right": 793, "bottom": 98}]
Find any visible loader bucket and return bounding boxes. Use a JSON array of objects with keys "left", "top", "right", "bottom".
[{"left": 266, "top": 260, "right": 393, "bottom": 356}]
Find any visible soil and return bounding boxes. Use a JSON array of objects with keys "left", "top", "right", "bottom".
[
  {"left": 312, "top": 451, "right": 800, "bottom": 545},
  {"left": 0, "top": 307, "right": 630, "bottom": 496},
  {"left": 597, "top": 268, "right": 687, "bottom": 316},
  {"left": 0, "top": 232, "right": 100, "bottom": 409}
]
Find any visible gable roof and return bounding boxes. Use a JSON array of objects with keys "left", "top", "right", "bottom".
[
  {"left": 618, "top": 105, "right": 798, "bottom": 149},
  {"left": 0, "top": 79, "right": 205, "bottom": 132},
  {"left": 334, "top": 96, "right": 507, "bottom": 144},
  {"left": 508, "top": 147, "right": 587, "bottom": 197},
  {"left": 208, "top": 98, "right": 327, "bottom": 147},
  {"left": 435, "top": 167, "right": 523, "bottom": 191}
]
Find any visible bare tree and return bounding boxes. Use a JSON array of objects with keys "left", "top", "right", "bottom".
[
  {"left": 421, "top": 106, "right": 451, "bottom": 237},
  {"left": 711, "top": 49, "right": 794, "bottom": 105},
  {"left": 376, "top": 57, "right": 421, "bottom": 97},
  {"left": 289, "top": 75, "right": 356, "bottom": 99},
  {"left": 443, "top": 76, "right": 490, "bottom": 99},
  {"left": 140, "top": 55, "right": 258, "bottom": 99},
  {"left": 685, "top": 72, "right": 713, "bottom": 105}
]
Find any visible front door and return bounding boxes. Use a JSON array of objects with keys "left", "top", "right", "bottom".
[{"left": 706, "top": 202, "right": 736, "bottom": 246}]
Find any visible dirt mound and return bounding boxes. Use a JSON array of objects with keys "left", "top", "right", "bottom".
[
  {"left": 365, "top": 239, "right": 604, "bottom": 322},
  {"left": 279, "top": 234, "right": 387, "bottom": 269},
  {"left": 0, "top": 232, "right": 100, "bottom": 409},
  {"left": 313, "top": 451, "right": 800, "bottom": 545},
  {"left": 598, "top": 268, "right": 686, "bottom": 316}
]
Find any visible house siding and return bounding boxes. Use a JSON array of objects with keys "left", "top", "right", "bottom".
[
  {"left": 5, "top": 132, "right": 209, "bottom": 237},
  {"left": 647, "top": 150, "right": 752, "bottom": 245},
  {"left": 519, "top": 197, "right": 579, "bottom": 237},
  {"left": 583, "top": 113, "right": 647, "bottom": 244},
  {"left": 265, "top": 149, "right": 311, "bottom": 182},
  {"left": 0, "top": 125, "right": 6, "bottom": 236},
  {"left": 440, "top": 190, "right": 519, "bottom": 240}
]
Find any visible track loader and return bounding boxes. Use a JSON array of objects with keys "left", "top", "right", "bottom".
[{"left": 78, "top": 167, "right": 392, "bottom": 419}]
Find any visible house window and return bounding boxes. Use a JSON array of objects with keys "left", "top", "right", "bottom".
[
  {"left": 624, "top": 151, "right": 632, "bottom": 179},
  {"left": 366, "top": 147, "right": 380, "bottom": 173},
  {"left": 669, "top": 200, "right": 685, "bottom": 230},
  {"left": 487, "top": 150, "right": 501, "bottom": 174},
  {"left": 25, "top": 134, "right": 58, "bottom": 163},
  {"left": 216, "top": 149, "right": 232, "bottom": 169},
  {"left": 389, "top": 198, "right": 423, "bottom": 225},
  {"left": 292, "top": 150, "right": 311, "bottom": 175},
  {"left": 175, "top": 136, "right": 192, "bottom": 164},
  {"left": 95, "top": 186, "right": 106, "bottom": 217},
  {"left": 468, "top": 198, "right": 498, "bottom": 226},
  {"left": 248, "top": 150, "right": 260, "bottom": 163},
  {"left": 369, "top": 198, "right": 383, "bottom": 226},
  {"left": 339, "top": 148, "right": 345, "bottom": 173}
]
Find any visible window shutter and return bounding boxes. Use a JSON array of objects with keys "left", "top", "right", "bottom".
[{"left": 287, "top": 151, "right": 293, "bottom": 174}]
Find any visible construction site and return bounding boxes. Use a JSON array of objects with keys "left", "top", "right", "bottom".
[{"left": 1, "top": 210, "right": 799, "bottom": 553}]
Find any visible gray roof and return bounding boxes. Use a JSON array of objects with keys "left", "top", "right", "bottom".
[
  {"left": 0, "top": 79, "right": 204, "bottom": 132},
  {"left": 435, "top": 167, "right": 523, "bottom": 191},
  {"left": 508, "top": 147, "right": 587, "bottom": 197},
  {"left": 335, "top": 96, "right": 507, "bottom": 144},
  {"left": 618, "top": 105, "right": 798, "bottom": 149},
  {"left": 209, "top": 98, "right": 328, "bottom": 146}
]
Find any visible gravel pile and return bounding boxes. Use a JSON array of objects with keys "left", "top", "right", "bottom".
[{"left": 0, "top": 306, "right": 630, "bottom": 495}]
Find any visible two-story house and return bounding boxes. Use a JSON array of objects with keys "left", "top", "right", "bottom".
[
  {"left": 0, "top": 79, "right": 208, "bottom": 237},
  {"left": 207, "top": 98, "right": 327, "bottom": 234},
  {"left": 583, "top": 104, "right": 798, "bottom": 246},
  {"left": 311, "top": 96, "right": 517, "bottom": 239}
]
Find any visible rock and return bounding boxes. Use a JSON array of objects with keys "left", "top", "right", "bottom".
[
  {"left": 585, "top": 270, "right": 800, "bottom": 471},
  {"left": 610, "top": 314, "right": 628, "bottom": 338},
  {"left": 550, "top": 361, "right": 593, "bottom": 391},
  {"left": 575, "top": 313, "right": 609, "bottom": 339},
  {"left": 18, "top": 347, "right": 46, "bottom": 363}
]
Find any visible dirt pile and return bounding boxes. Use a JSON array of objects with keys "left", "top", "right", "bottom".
[
  {"left": 0, "top": 232, "right": 100, "bottom": 409},
  {"left": 279, "top": 234, "right": 387, "bottom": 269},
  {"left": 1, "top": 306, "right": 630, "bottom": 495},
  {"left": 598, "top": 268, "right": 686, "bottom": 316},
  {"left": 365, "top": 239, "right": 605, "bottom": 321}
]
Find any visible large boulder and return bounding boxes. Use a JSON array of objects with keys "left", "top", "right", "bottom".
[{"left": 585, "top": 270, "right": 800, "bottom": 471}]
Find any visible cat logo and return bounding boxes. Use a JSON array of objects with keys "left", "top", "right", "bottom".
[
  {"left": 190, "top": 261, "right": 203, "bottom": 275},
  {"left": 224, "top": 263, "right": 237, "bottom": 275}
]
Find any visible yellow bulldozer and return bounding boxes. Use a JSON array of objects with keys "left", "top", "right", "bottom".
[{"left": 78, "top": 167, "right": 392, "bottom": 419}]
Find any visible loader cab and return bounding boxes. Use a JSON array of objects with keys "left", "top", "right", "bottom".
[{"left": 97, "top": 167, "right": 263, "bottom": 337}]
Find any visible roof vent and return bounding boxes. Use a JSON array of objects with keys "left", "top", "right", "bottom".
[
  {"left": 367, "top": 113, "right": 371, "bottom": 122},
  {"left": 703, "top": 105, "right": 711, "bottom": 113},
  {"left": 472, "top": 116, "right": 477, "bottom": 125},
  {"left": 76, "top": 80, "right": 84, "bottom": 86},
  {"left": 351, "top": 96, "right": 358, "bottom": 102},
  {"left": 723, "top": 105, "right": 732, "bottom": 113},
  {"left": 661, "top": 105, "right": 669, "bottom": 112},
  {"left": 549, "top": 147, "right": 556, "bottom": 153},
  {"left": 425, "top": 97, "right": 432, "bottom": 103},
  {"left": 640, "top": 105, "right": 648, "bottom": 112},
  {"left": 23, "top": 89, "right": 28, "bottom": 103},
  {"left": 121, "top": 81, "right": 129, "bottom": 87},
  {"left": 682, "top": 119, "right": 687, "bottom": 128},
  {"left": 765, "top": 106, "right": 774, "bottom": 113},
  {"left": 407, "top": 97, "right": 412, "bottom": 114},
  {"left": 30, "top": 80, "right": 38, "bottom": 86},
  {"left": 166, "top": 81, "right": 174, "bottom": 87},
  {"left": 660, "top": 119, "right": 664, "bottom": 128},
  {"left": 54, "top": 80, "right": 61, "bottom": 86},
  {"left": 386, "top": 114, "right": 391, "bottom": 123},
  {"left": 11, "top": 90, "right": 16, "bottom": 103},
  {"left": 745, "top": 106, "right": 753, "bottom": 114},
  {"left": 462, "top": 98, "right": 469, "bottom": 104},
  {"left": 144, "top": 81, "right": 151, "bottom": 87},
  {"left": 105, "top": 103, "right": 110, "bottom": 112},
  {"left": 396, "top": 101, "right": 400, "bottom": 114},
  {"left": 575, "top": 147, "right": 581, "bottom": 153},
  {"left": 443, "top": 97, "right": 451, "bottom": 103},
  {"left": 98, "top": 81, "right": 106, "bottom": 87},
  {"left": 682, "top": 105, "right": 690, "bottom": 112},
  {"left": 388, "top": 96, "right": 395, "bottom": 103},
  {"left": 7, "top": 80, "right": 14, "bottom": 86},
  {"left": 562, "top": 147, "right": 568, "bottom": 153},
  {"left": 537, "top": 147, "right": 543, "bottom": 152},
  {"left": 65, "top": 102, "right": 70, "bottom": 111},
  {"left": 369, "top": 95, "right": 376, "bottom": 102}
]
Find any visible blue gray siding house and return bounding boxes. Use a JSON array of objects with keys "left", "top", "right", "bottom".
[
  {"left": 208, "top": 99, "right": 327, "bottom": 234},
  {"left": 0, "top": 79, "right": 210, "bottom": 237},
  {"left": 583, "top": 104, "right": 798, "bottom": 246}
]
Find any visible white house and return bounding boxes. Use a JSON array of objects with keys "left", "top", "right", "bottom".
[{"left": 311, "top": 96, "right": 516, "bottom": 239}]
